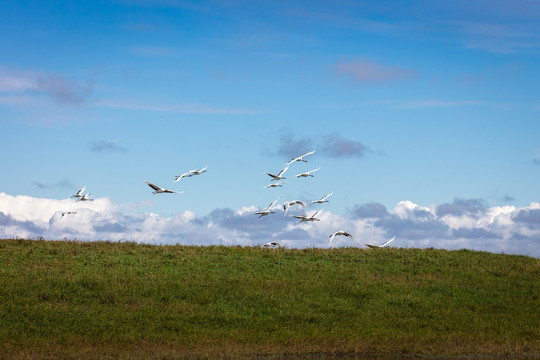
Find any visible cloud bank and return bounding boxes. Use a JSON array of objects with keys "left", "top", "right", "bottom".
[{"left": 0, "top": 193, "right": 538, "bottom": 257}]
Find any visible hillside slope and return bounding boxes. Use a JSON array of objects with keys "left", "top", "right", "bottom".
[{"left": 0, "top": 239, "right": 538, "bottom": 359}]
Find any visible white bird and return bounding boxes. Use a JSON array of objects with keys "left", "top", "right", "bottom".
[
  {"left": 283, "top": 200, "right": 306, "bottom": 216},
  {"left": 251, "top": 198, "right": 279, "bottom": 218},
  {"left": 266, "top": 165, "right": 289, "bottom": 181},
  {"left": 60, "top": 211, "right": 77, "bottom": 217},
  {"left": 293, "top": 209, "right": 322, "bottom": 222},
  {"left": 312, "top": 192, "right": 333, "bottom": 204},
  {"left": 296, "top": 167, "right": 320, "bottom": 178},
  {"left": 261, "top": 242, "right": 281, "bottom": 249},
  {"left": 329, "top": 231, "right": 354, "bottom": 246},
  {"left": 71, "top": 186, "right": 86, "bottom": 198},
  {"left": 365, "top": 236, "right": 396, "bottom": 249},
  {"left": 190, "top": 165, "right": 207, "bottom": 176},
  {"left": 77, "top": 193, "right": 93, "bottom": 201},
  {"left": 174, "top": 170, "right": 196, "bottom": 182},
  {"left": 145, "top": 181, "right": 183, "bottom": 194},
  {"left": 285, "top": 150, "right": 316, "bottom": 165},
  {"left": 264, "top": 181, "right": 286, "bottom": 188}
]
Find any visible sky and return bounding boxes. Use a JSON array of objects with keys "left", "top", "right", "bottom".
[{"left": 1, "top": 0, "right": 539, "bottom": 256}]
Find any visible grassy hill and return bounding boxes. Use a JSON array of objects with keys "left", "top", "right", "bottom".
[{"left": 0, "top": 239, "right": 538, "bottom": 359}]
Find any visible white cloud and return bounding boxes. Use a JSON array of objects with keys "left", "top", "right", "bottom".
[
  {"left": 0, "top": 192, "right": 538, "bottom": 257},
  {"left": 0, "top": 192, "right": 117, "bottom": 223}
]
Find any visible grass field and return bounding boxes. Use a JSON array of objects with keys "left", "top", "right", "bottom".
[{"left": 0, "top": 239, "right": 538, "bottom": 359}]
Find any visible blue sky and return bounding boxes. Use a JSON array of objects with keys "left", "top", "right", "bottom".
[{"left": 1, "top": 1, "right": 539, "bottom": 256}]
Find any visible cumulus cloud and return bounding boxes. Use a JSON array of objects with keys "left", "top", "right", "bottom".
[
  {"left": 436, "top": 198, "right": 487, "bottom": 216},
  {"left": 0, "top": 192, "right": 538, "bottom": 257},
  {"left": 352, "top": 202, "right": 389, "bottom": 219},
  {"left": 333, "top": 59, "right": 416, "bottom": 84}
]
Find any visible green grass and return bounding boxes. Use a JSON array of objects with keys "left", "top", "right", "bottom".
[{"left": 0, "top": 239, "right": 538, "bottom": 359}]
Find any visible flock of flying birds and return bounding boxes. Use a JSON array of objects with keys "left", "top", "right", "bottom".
[
  {"left": 64, "top": 154, "right": 394, "bottom": 249},
  {"left": 57, "top": 185, "right": 95, "bottom": 217},
  {"left": 250, "top": 150, "right": 395, "bottom": 249},
  {"left": 143, "top": 165, "right": 208, "bottom": 194}
]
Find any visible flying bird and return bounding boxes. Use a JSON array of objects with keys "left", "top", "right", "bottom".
[
  {"left": 296, "top": 167, "right": 320, "bottom": 178},
  {"left": 60, "top": 211, "right": 77, "bottom": 217},
  {"left": 283, "top": 200, "right": 306, "bottom": 216},
  {"left": 77, "top": 193, "right": 93, "bottom": 201},
  {"left": 285, "top": 150, "right": 316, "bottom": 165},
  {"left": 294, "top": 209, "right": 322, "bottom": 222},
  {"left": 251, "top": 198, "right": 279, "bottom": 218},
  {"left": 264, "top": 181, "right": 286, "bottom": 188},
  {"left": 365, "top": 236, "right": 396, "bottom": 249},
  {"left": 71, "top": 186, "right": 86, "bottom": 198},
  {"left": 145, "top": 181, "right": 183, "bottom": 194},
  {"left": 174, "top": 170, "right": 196, "bottom": 182},
  {"left": 261, "top": 242, "right": 282, "bottom": 249},
  {"left": 312, "top": 192, "right": 333, "bottom": 204},
  {"left": 190, "top": 165, "right": 208, "bottom": 176},
  {"left": 266, "top": 165, "right": 289, "bottom": 181},
  {"left": 329, "top": 231, "right": 354, "bottom": 246}
]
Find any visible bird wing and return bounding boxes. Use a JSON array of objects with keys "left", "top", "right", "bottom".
[
  {"left": 301, "top": 150, "right": 316, "bottom": 158},
  {"left": 277, "top": 165, "right": 289, "bottom": 177},
  {"left": 266, "top": 198, "right": 279, "bottom": 210},
  {"left": 322, "top": 192, "right": 333, "bottom": 200},
  {"left": 296, "top": 200, "right": 307, "bottom": 207},
  {"left": 312, "top": 209, "right": 322, "bottom": 218},
  {"left": 145, "top": 182, "right": 161, "bottom": 191},
  {"left": 329, "top": 233, "right": 337, "bottom": 244},
  {"left": 175, "top": 171, "right": 194, "bottom": 181},
  {"left": 381, "top": 236, "right": 396, "bottom": 247},
  {"left": 309, "top": 167, "right": 320, "bottom": 174}
]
